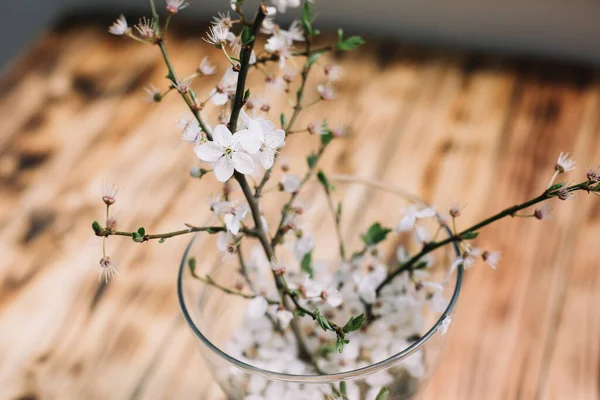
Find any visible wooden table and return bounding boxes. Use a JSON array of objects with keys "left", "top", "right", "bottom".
[{"left": 1, "top": 15, "right": 599, "bottom": 400}]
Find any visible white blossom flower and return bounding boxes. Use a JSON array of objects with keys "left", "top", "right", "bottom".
[
  {"left": 224, "top": 203, "right": 249, "bottom": 235},
  {"left": 176, "top": 115, "right": 203, "bottom": 144},
  {"left": 247, "top": 296, "right": 269, "bottom": 318},
  {"left": 135, "top": 17, "right": 156, "bottom": 39},
  {"left": 260, "top": 16, "right": 278, "bottom": 35},
  {"left": 204, "top": 25, "right": 229, "bottom": 47},
  {"left": 321, "top": 286, "right": 343, "bottom": 307},
  {"left": 212, "top": 11, "right": 234, "bottom": 29},
  {"left": 482, "top": 250, "right": 501, "bottom": 269},
  {"left": 210, "top": 67, "right": 238, "bottom": 105},
  {"left": 558, "top": 186, "right": 576, "bottom": 201},
  {"left": 98, "top": 256, "right": 117, "bottom": 283},
  {"left": 175, "top": 78, "right": 193, "bottom": 93},
  {"left": 294, "top": 234, "right": 314, "bottom": 260},
  {"left": 143, "top": 84, "right": 160, "bottom": 103},
  {"left": 282, "top": 174, "right": 301, "bottom": 193},
  {"left": 555, "top": 152, "right": 576, "bottom": 173},
  {"left": 534, "top": 204, "right": 553, "bottom": 220},
  {"left": 283, "top": 66, "right": 298, "bottom": 83},
  {"left": 280, "top": 20, "right": 305, "bottom": 42},
  {"left": 271, "top": 0, "right": 301, "bottom": 13},
  {"left": 450, "top": 244, "right": 482, "bottom": 272},
  {"left": 316, "top": 83, "right": 336, "bottom": 101},
  {"left": 276, "top": 309, "right": 294, "bottom": 328},
  {"left": 307, "top": 121, "right": 324, "bottom": 135},
  {"left": 194, "top": 124, "right": 259, "bottom": 182},
  {"left": 440, "top": 315, "right": 452, "bottom": 335},
  {"left": 587, "top": 165, "right": 600, "bottom": 183},
  {"left": 240, "top": 111, "right": 286, "bottom": 169},
  {"left": 265, "top": 36, "right": 291, "bottom": 69},
  {"left": 413, "top": 225, "right": 431, "bottom": 245},
  {"left": 395, "top": 205, "right": 437, "bottom": 231},
  {"left": 216, "top": 232, "right": 236, "bottom": 256},
  {"left": 324, "top": 64, "right": 343, "bottom": 82},
  {"left": 449, "top": 202, "right": 465, "bottom": 218},
  {"left": 166, "top": 0, "right": 189, "bottom": 14},
  {"left": 197, "top": 57, "right": 216, "bottom": 75},
  {"left": 109, "top": 15, "right": 129, "bottom": 36},
  {"left": 102, "top": 181, "right": 118, "bottom": 205},
  {"left": 396, "top": 246, "right": 410, "bottom": 264}
]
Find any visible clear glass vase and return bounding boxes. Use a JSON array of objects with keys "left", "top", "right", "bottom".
[{"left": 177, "top": 177, "right": 463, "bottom": 400}]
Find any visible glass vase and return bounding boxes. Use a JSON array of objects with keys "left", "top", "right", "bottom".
[{"left": 178, "top": 177, "right": 463, "bottom": 400}]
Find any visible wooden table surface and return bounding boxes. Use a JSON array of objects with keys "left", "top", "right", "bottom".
[{"left": 1, "top": 15, "right": 600, "bottom": 400}]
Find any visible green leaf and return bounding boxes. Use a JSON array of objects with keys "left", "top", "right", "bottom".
[
  {"left": 280, "top": 113, "right": 287, "bottom": 129},
  {"left": 301, "top": 251, "right": 314, "bottom": 278},
  {"left": 307, "top": 51, "right": 324, "bottom": 68},
  {"left": 307, "top": 153, "right": 318, "bottom": 169},
  {"left": 241, "top": 26, "right": 251, "bottom": 45},
  {"left": 313, "top": 309, "right": 332, "bottom": 332},
  {"left": 336, "top": 202, "right": 342, "bottom": 223},
  {"left": 243, "top": 89, "right": 250, "bottom": 102},
  {"left": 92, "top": 221, "right": 102, "bottom": 234},
  {"left": 460, "top": 231, "right": 479, "bottom": 240},
  {"left": 131, "top": 232, "right": 144, "bottom": 243},
  {"left": 137, "top": 227, "right": 146, "bottom": 236},
  {"left": 343, "top": 313, "right": 365, "bottom": 333},
  {"left": 316, "top": 343, "right": 337, "bottom": 357},
  {"left": 317, "top": 170, "right": 334, "bottom": 193},
  {"left": 301, "top": 1, "right": 313, "bottom": 36},
  {"left": 547, "top": 182, "right": 566, "bottom": 192},
  {"left": 158, "top": 238, "right": 165, "bottom": 243},
  {"left": 321, "top": 132, "right": 334, "bottom": 146},
  {"left": 294, "top": 309, "right": 306, "bottom": 317},
  {"left": 375, "top": 387, "right": 390, "bottom": 400},
  {"left": 336, "top": 29, "right": 366, "bottom": 52},
  {"left": 336, "top": 336, "right": 349, "bottom": 353},
  {"left": 188, "top": 257, "right": 197, "bottom": 275},
  {"left": 339, "top": 382, "right": 348, "bottom": 397},
  {"left": 360, "top": 222, "right": 392, "bottom": 247}
]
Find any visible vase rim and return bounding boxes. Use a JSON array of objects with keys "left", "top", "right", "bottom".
[{"left": 177, "top": 179, "right": 464, "bottom": 383}]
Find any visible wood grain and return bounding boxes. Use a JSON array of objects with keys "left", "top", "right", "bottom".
[{"left": 1, "top": 16, "right": 599, "bottom": 400}]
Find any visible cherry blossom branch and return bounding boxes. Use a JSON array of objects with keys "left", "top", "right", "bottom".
[
  {"left": 94, "top": 224, "right": 257, "bottom": 242},
  {"left": 376, "top": 180, "right": 598, "bottom": 293}
]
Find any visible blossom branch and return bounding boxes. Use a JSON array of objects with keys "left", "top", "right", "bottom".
[
  {"left": 376, "top": 180, "right": 598, "bottom": 293},
  {"left": 94, "top": 224, "right": 257, "bottom": 242}
]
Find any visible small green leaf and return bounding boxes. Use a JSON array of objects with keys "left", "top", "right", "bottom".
[
  {"left": 301, "top": 1, "right": 314, "bottom": 36},
  {"left": 241, "top": 26, "right": 250, "bottom": 45},
  {"left": 294, "top": 309, "right": 306, "bottom": 317},
  {"left": 307, "top": 153, "right": 318, "bottom": 169},
  {"left": 336, "top": 336, "right": 349, "bottom": 353},
  {"left": 280, "top": 113, "right": 287, "bottom": 128},
  {"left": 301, "top": 251, "right": 314, "bottom": 278},
  {"left": 339, "top": 381, "right": 348, "bottom": 397},
  {"left": 460, "top": 231, "right": 479, "bottom": 240},
  {"left": 131, "top": 232, "right": 144, "bottom": 243},
  {"left": 336, "top": 202, "right": 343, "bottom": 223},
  {"left": 137, "top": 227, "right": 146, "bottom": 236},
  {"left": 307, "top": 51, "right": 324, "bottom": 68},
  {"left": 92, "top": 221, "right": 102, "bottom": 234},
  {"left": 375, "top": 387, "right": 390, "bottom": 400},
  {"left": 360, "top": 222, "right": 392, "bottom": 247},
  {"left": 243, "top": 89, "right": 250, "bottom": 102},
  {"left": 313, "top": 309, "right": 332, "bottom": 332},
  {"left": 343, "top": 313, "right": 365, "bottom": 333},
  {"left": 188, "top": 257, "right": 197, "bottom": 275},
  {"left": 321, "top": 132, "right": 334, "bottom": 146},
  {"left": 158, "top": 238, "right": 166, "bottom": 243},
  {"left": 316, "top": 343, "right": 337, "bottom": 357},
  {"left": 547, "top": 182, "right": 566, "bottom": 192},
  {"left": 317, "top": 170, "right": 333, "bottom": 193},
  {"left": 336, "top": 29, "right": 366, "bottom": 52}
]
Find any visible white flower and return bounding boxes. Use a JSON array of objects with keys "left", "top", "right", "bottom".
[
  {"left": 260, "top": 16, "right": 278, "bottom": 35},
  {"left": 204, "top": 25, "right": 229, "bottom": 47},
  {"left": 271, "top": 0, "right": 301, "bottom": 13},
  {"left": 210, "top": 67, "right": 238, "bottom": 105},
  {"left": 143, "top": 84, "right": 160, "bottom": 103},
  {"left": 282, "top": 174, "right": 301, "bottom": 193},
  {"left": 396, "top": 246, "right": 410, "bottom": 264},
  {"left": 176, "top": 115, "right": 203, "bottom": 144},
  {"left": 440, "top": 315, "right": 452, "bottom": 335},
  {"left": 265, "top": 36, "right": 291, "bottom": 69},
  {"left": 198, "top": 57, "right": 216, "bottom": 75},
  {"left": 247, "top": 296, "right": 269, "bottom": 318},
  {"left": 450, "top": 245, "right": 482, "bottom": 273},
  {"left": 135, "top": 17, "right": 156, "bottom": 39},
  {"left": 102, "top": 181, "right": 118, "bottom": 205},
  {"left": 413, "top": 225, "right": 431, "bottom": 245},
  {"left": 212, "top": 11, "right": 234, "bottom": 30},
  {"left": 534, "top": 204, "right": 553, "bottom": 220},
  {"left": 482, "top": 250, "right": 501, "bottom": 269},
  {"left": 276, "top": 309, "right": 294, "bottom": 328},
  {"left": 224, "top": 203, "right": 249, "bottom": 235},
  {"left": 316, "top": 83, "right": 336, "bottom": 101},
  {"left": 324, "top": 64, "right": 343, "bottom": 82},
  {"left": 216, "top": 232, "right": 236, "bottom": 256},
  {"left": 294, "top": 234, "right": 314, "bottom": 260},
  {"left": 240, "top": 111, "right": 286, "bottom": 169},
  {"left": 109, "top": 15, "right": 129, "bottom": 36},
  {"left": 194, "top": 125, "right": 258, "bottom": 182},
  {"left": 98, "top": 256, "right": 117, "bottom": 283},
  {"left": 175, "top": 78, "right": 193, "bottom": 93},
  {"left": 555, "top": 152, "right": 576, "bottom": 173},
  {"left": 307, "top": 121, "right": 324, "bottom": 135},
  {"left": 395, "top": 205, "right": 437, "bottom": 231},
  {"left": 321, "top": 286, "right": 343, "bottom": 307},
  {"left": 166, "top": 0, "right": 189, "bottom": 14}
]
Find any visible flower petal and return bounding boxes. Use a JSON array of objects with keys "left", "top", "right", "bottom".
[
  {"left": 235, "top": 128, "right": 263, "bottom": 154},
  {"left": 212, "top": 124, "right": 232, "bottom": 146},
  {"left": 247, "top": 296, "right": 268, "bottom": 318},
  {"left": 260, "top": 148, "right": 276, "bottom": 169},
  {"left": 232, "top": 151, "right": 255, "bottom": 174},
  {"left": 268, "top": 129, "right": 286, "bottom": 148},
  {"left": 213, "top": 157, "right": 234, "bottom": 182},
  {"left": 194, "top": 142, "right": 223, "bottom": 162}
]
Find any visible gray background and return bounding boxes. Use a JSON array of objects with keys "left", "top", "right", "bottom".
[{"left": 2, "top": 0, "right": 600, "bottom": 70}]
